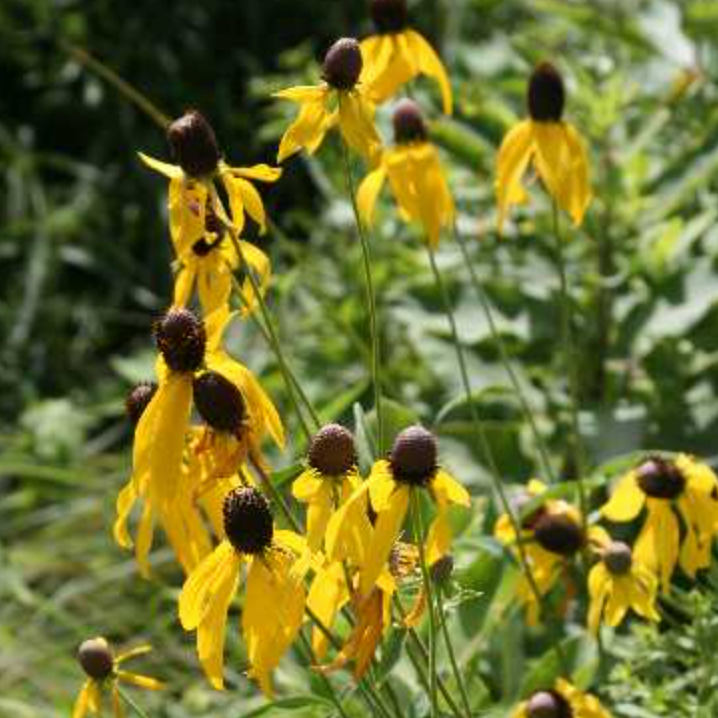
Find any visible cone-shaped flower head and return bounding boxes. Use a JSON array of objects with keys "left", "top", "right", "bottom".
[
  {"left": 513, "top": 679, "right": 611, "bottom": 718},
  {"left": 167, "top": 110, "right": 221, "bottom": 179}
]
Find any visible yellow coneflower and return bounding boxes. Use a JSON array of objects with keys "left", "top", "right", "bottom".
[
  {"left": 601, "top": 454, "right": 718, "bottom": 591},
  {"left": 495, "top": 479, "right": 585, "bottom": 625},
  {"left": 140, "top": 110, "right": 281, "bottom": 247},
  {"left": 360, "top": 0, "right": 452, "bottom": 114},
  {"left": 358, "top": 99, "right": 454, "bottom": 248},
  {"left": 513, "top": 679, "right": 611, "bottom": 718},
  {"left": 115, "top": 307, "right": 284, "bottom": 575},
  {"left": 179, "top": 486, "right": 308, "bottom": 695},
  {"left": 587, "top": 526, "right": 659, "bottom": 634},
  {"left": 327, "top": 425, "right": 469, "bottom": 599},
  {"left": 73, "top": 637, "right": 163, "bottom": 718},
  {"left": 274, "top": 38, "right": 381, "bottom": 163},
  {"left": 495, "top": 62, "right": 591, "bottom": 232},
  {"left": 292, "top": 423, "right": 369, "bottom": 555}
]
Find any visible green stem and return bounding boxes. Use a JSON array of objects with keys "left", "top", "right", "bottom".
[
  {"left": 224, "top": 223, "right": 314, "bottom": 443},
  {"left": 453, "top": 224, "right": 556, "bottom": 484},
  {"left": 410, "top": 491, "right": 438, "bottom": 718},
  {"left": 425, "top": 245, "right": 564, "bottom": 665},
  {"left": 116, "top": 685, "right": 151, "bottom": 718},
  {"left": 436, "top": 587, "right": 472, "bottom": 718},
  {"left": 339, "top": 132, "right": 384, "bottom": 455},
  {"left": 551, "top": 203, "right": 589, "bottom": 525}
]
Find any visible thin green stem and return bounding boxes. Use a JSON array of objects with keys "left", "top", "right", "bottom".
[
  {"left": 410, "top": 491, "right": 438, "bottom": 718},
  {"left": 453, "top": 224, "right": 556, "bottom": 484},
  {"left": 551, "top": 203, "right": 589, "bottom": 525},
  {"left": 224, "top": 223, "right": 314, "bottom": 443},
  {"left": 436, "top": 587, "right": 472, "bottom": 718},
  {"left": 60, "top": 43, "right": 170, "bottom": 130},
  {"left": 116, "top": 685, "right": 151, "bottom": 718},
  {"left": 339, "top": 132, "right": 384, "bottom": 455},
  {"left": 249, "top": 456, "right": 303, "bottom": 534},
  {"left": 425, "top": 245, "right": 565, "bottom": 668}
]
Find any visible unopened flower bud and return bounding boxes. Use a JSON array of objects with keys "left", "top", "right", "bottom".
[
  {"left": 223, "top": 487, "right": 274, "bottom": 554},
  {"left": 533, "top": 511, "right": 584, "bottom": 556},
  {"left": 527, "top": 63, "right": 565, "bottom": 122},
  {"left": 167, "top": 110, "right": 220, "bottom": 178},
  {"left": 370, "top": 0, "right": 408, "bottom": 34},
  {"left": 125, "top": 382, "right": 158, "bottom": 426},
  {"left": 308, "top": 424, "right": 357, "bottom": 476},
  {"left": 604, "top": 541, "right": 632, "bottom": 575},
  {"left": 323, "top": 38, "right": 363, "bottom": 91},
  {"left": 153, "top": 308, "right": 206, "bottom": 373},
  {"left": 526, "top": 691, "right": 571, "bottom": 718},
  {"left": 393, "top": 99, "right": 428, "bottom": 144},
  {"left": 193, "top": 371, "right": 246, "bottom": 435},
  {"left": 636, "top": 456, "right": 685, "bottom": 499},
  {"left": 77, "top": 637, "right": 114, "bottom": 680},
  {"left": 390, "top": 425, "right": 438, "bottom": 486}
]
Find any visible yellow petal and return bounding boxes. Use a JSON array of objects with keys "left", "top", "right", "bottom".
[
  {"left": 338, "top": 91, "right": 381, "bottom": 163},
  {"left": 562, "top": 123, "right": 592, "bottom": 225},
  {"left": 601, "top": 471, "right": 645, "bottom": 522},
  {"left": 276, "top": 89, "right": 332, "bottom": 163},
  {"left": 634, "top": 500, "right": 679, "bottom": 591},
  {"left": 431, "top": 469, "right": 470, "bottom": 507},
  {"left": 368, "top": 461, "right": 397, "bottom": 512},
  {"left": 307, "top": 562, "right": 349, "bottom": 659},
  {"left": 134, "top": 501, "right": 155, "bottom": 579},
  {"left": 72, "top": 681, "right": 93, "bottom": 718},
  {"left": 113, "top": 479, "right": 138, "bottom": 549},
  {"left": 231, "top": 163, "right": 282, "bottom": 183},
  {"left": 291, "top": 469, "right": 323, "bottom": 501},
  {"left": 363, "top": 34, "right": 414, "bottom": 105},
  {"left": 117, "top": 671, "right": 165, "bottom": 691},
  {"left": 115, "top": 644, "right": 152, "bottom": 664},
  {"left": 305, "top": 482, "right": 335, "bottom": 553},
  {"left": 425, "top": 506, "right": 452, "bottom": 566},
  {"left": 359, "top": 35, "right": 392, "bottom": 88},
  {"left": 405, "top": 30, "right": 453, "bottom": 115},
  {"left": 357, "top": 164, "right": 387, "bottom": 227},
  {"left": 494, "top": 120, "right": 534, "bottom": 233},
  {"left": 111, "top": 684, "right": 125, "bottom": 718},
  {"left": 587, "top": 563, "right": 610, "bottom": 634},
  {"left": 360, "top": 485, "right": 410, "bottom": 597},
  {"left": 137, "top": 152, "right": 183, "bottom": 180},
  {"left": 273, "top": 85, "right": 327, "bottom": 102},
  {"left": 172, "top": 263, "right": 196, "bottom": 309}
]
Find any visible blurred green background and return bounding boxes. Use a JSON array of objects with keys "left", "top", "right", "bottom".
[{"left": 3, "top": 0, "right": 718, "bottom": 715}]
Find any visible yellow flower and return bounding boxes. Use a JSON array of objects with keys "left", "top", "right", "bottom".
[
  {"left": 73, "top": 637, "right": 163, "bottom": 718},
  {"left": 358, "top": 99, "right": 454, "bottom": 248},
  {"left": 360, "top": 0, "right": 452, "bottom": 113},
  {"left": 274, "top": 38, "right": 380, "bottom": 163},
  {"left": 292, "top": 423, "right": 369, "bottom": 554},
  {"left": 601, "top": 454, "right": 718, "bottom": 591},
  {"left": 495, "top": 479, "right": 585, "bottom": 625},
  {"left": 495, "top": 62, "right": 591, "bottom": 233},
  {"left": 179, "top": 486, "right": 308, "bottom": 695},
  {"left": 115, "top": 307, "right": 284, "bottom": 575},
  {"left": 587, "top": 526, "right": 659, "bottom": 634},
  {"left": 327, "top": 426, "right": 469, "bottom": 600},
  {"left": 140, "top": 111, "right": 281, "bottom": 250},
  {"left": 513, "top": 679, "right": 611, "bottom": 718}
]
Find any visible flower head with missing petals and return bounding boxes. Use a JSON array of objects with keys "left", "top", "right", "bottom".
[
  {"left": 274, "top": 38, "right": 381, "bottom": 164},
  {"left": 495, "top": 62, "right": 591, "bottom": 233}
]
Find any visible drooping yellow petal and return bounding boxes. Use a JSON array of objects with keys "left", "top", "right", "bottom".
[
  {"left": 167, "top": 178, "right": 207, "bottom": 256},
  {"left": 173, "top": 263, "right": 197, "bottom": 309},
  {"left": 338, "top": 91, "right": 381, "bottom": 163},
  {"left": 113, "top": 479, "right": 138, "bottom": 549},
  {"left": 117, "top": 671, "right": 165, "bottom": 691},
  {"left": 425, "top": 504, "right": 452, "bottom": 566},
  {"left": 405, "top": 30, "right": 453, "bottom": 115},
  {"left": 562, "top": 123, "right": 592, "bottom": 225},
  {"left": 603, "top": 574, "right": 629, "bottom": 628},
  {"left": 357, "top": 163, "right": 388, "bottom": 227},
  {"left": 326, "top": 478, "right": 374, "bottom": 567},
  {"left": 431, "top": 469, "right": 470, "bottom": 507},
  {"left": 601, "top": 471, "right": 645, "bottom": 522},
  {"left": 495, "top": 120, "right": 534, "bottom": 233},
  {"left": 363, "top": 33, "right": 415, "bottom": 106},
  {"left": 360, "top": 484, "right": 411, "bottom": 598},
  {"left": 305, "top": 482, "right": 335, "bottom": 553},
  {"left": 292, "top": 469, "right": 323, "bottom": 501},
  {"left": 368, "top": 461, "right": 397, "bottom": 512},
  {"left": 137, "top": 152, "right": 183, "bottom": 180},
  {"left": 307, "top": 561, "right": 350, "bottom": 659},
  {"left": 359, "top": 35, "right": 393, "bottom": 89},
  {"left": 276, "top": 87, "right": 332, "bottom": 163},
  {"left": 134, "top": 501, "right": 155, "bottom": 578},
  {"left": 72, "top": 681, "right": 94, "bottom": 718},
  {"left": 587, "top": 563, "right": 610, "bottom": 634},
  {"left": 230, "top": 163, "right": 282, "bottom": 183},
  {"left": 634, "top": 500, "right": 680, "bottom": 591}
]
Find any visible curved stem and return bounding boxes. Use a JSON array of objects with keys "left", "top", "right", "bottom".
[
  {"left": 452, "top": 224, "right": 556, "bottom": 484},
  {"left": 339, "top": 133, "right": 384, "bottom": 455},
  {"left": 410, "top": 491, "right": 438, "bottom": 718},
  {"left": 436, "top": 587, "right": 472, "bottom": 718},
  {"left": 116, "top": 685, "right": 151, "bottom": 718},
  {"left": 425, "top": 245, "right": 565, "bottom": 667}
]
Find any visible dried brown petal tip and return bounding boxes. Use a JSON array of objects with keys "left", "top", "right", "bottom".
[
  {"left": 125, "top": 382, "right": 158, "bottom": 426},
  {"left": 393, "top": 99, "right": 428, "bottom": 144},
  {"left": 636, "top": 456, "right": 685, "bottom": 499},
  {"left": 527, "top": 691, "right": 573, "bottom": 718},
  {"left": 370, "top": 0, "right": 408, "bottom": 34},
  {"left": 527, "top": 62, "right": 565, "bottom": 122},
  {"left": 167, "top": 110, "right": 221, "bottom": 178},
  {"left": 533, "top": 512, "right": 584, "bottom": 556},
  {"left": 308, "top": 423, "right": 357, "bottom": 476},
  {"left": 390, "top": 425, "right": 437, "bottom": 486},
  {"left": 223, "top": 487, "right": 274, "bottom": 554},
  {"left": 193, "top": 371, "right": 246, "bottom": 434},
  {"left": 153, "top": 308, "right": 206, "bottom": 373},
  {"left": 78, "top": 638, "right": 114, "bottom": 680},
  {"left": 604, "top": 541, "right": 632, "bottom": 575},
  {"left": 323, "top": 38, "right": 363, "bottom": 91}
]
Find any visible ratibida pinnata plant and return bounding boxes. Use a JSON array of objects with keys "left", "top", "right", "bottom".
[{"left": 69, "top": 2, "right": 718, "bottom": 716}]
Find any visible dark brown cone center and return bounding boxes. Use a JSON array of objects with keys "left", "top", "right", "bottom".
[
  {"left": 511, "top": 491, "right": 548, "bottom": 531},
  {"left": 193, "top": 371, "right": 246, "bottom": 435},
  {"left": 527, "top": 62, "right": 565, "bottom": 122},
  {"left": 393, "top": 99, "right": 428, "bottom": 144},
  {"left": 636, "top": 457, "right": 685, "bottom": 499},
  {"left": 154, "top": 308, "right": 206, "bottom": 373},
  {"left": 604, "top": 541, "right": 632, "bottom": 575},
  {"left": 78, "top": 639, "right": 114, "bottom": 680},
  {"left": 167, "top": 110, "right": 220, "bottom": 178},
  {"left": 308, "top": 424, "right": 357, "bottom": 475},
  {"left": 390, "top": 425, "right": 438, "bottom": 486},
  {"left": 223, "top": 487, "right": 274, "bottom": 554},
  {"left": 323, "top": 38, "right": 363, "bottom": 91},
  {"left": 125, "top": 382, "right": 158, "bottom": 426},
  {"left": 370, "top": 0, "right": 409, "bottom": 33},
  {"left": 526, "top": 690, "right": 573, "bottom": 718},
  {"left": 533, "top": 512, "right": 584, "bottom": 556}
]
